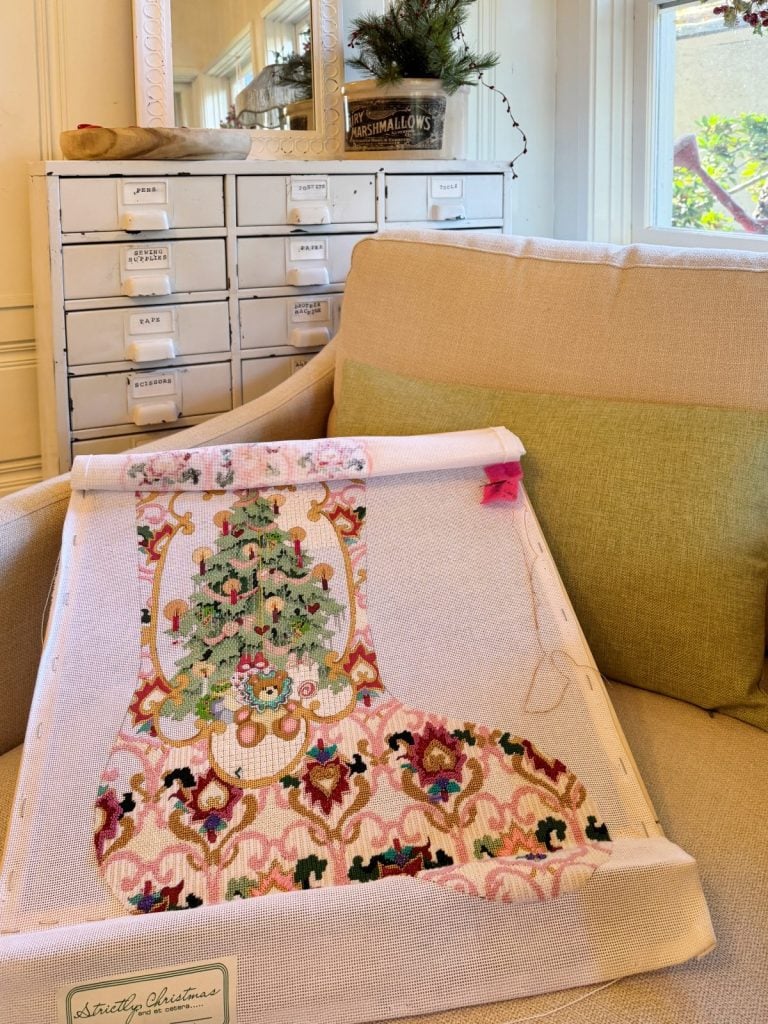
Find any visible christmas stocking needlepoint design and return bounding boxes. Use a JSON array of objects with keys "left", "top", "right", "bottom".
[{"left": 95, "top": 453, "right": 612, "bottom": 914}]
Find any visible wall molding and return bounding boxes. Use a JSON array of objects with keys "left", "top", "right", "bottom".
[
  {"left": 473, "top": 0, "right": 498, "bottom": 160},
  {"left": 0, "top": 294, "right": 34, "bottom": 309},
  {"left": 0, "top": 457, "right": 43, "bottom": 496},
  {"left": 33, "top": 0, "right": 67, "bottom": 159},
  {"left": 0, "top": 341, "right": 36, "bottom": 367},
  {"left": 0, "top": 306, "right": 35, "bottom": 346},
  {"left": 555, "top": 0, "right": 634, "bottom": 242}
]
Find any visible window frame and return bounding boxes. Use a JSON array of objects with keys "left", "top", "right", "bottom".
[{"left": 631, "top": 0, "right": 768, "bottom": 251}]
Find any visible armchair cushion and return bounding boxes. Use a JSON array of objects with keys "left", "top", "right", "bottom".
[{"left": 334, "top": 361, "right": 768, "bottom": 729}]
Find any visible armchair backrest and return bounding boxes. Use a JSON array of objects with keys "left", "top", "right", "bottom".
[
  {"left": 330, "top": 230, "right": 768, "bottom": 417},
  {"left": 328, "top": 230, "right": 768, "bottom": 718}
]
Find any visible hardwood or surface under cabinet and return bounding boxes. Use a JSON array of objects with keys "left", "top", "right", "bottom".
[{"left": 30, "top": 160, "right": 513, "bottom": 475}]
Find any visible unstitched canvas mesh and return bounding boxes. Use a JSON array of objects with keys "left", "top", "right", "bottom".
[{"left": 0, "top": 430, "right": 714, "bottom": 1022}]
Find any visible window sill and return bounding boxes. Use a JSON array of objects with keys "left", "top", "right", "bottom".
[{"left": 632, "top": 224, "right": 768, "bottom": 253}]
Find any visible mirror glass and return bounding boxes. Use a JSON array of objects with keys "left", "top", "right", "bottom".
[{"left": 171, "top": 0, "right": 314, "bottom": 131}]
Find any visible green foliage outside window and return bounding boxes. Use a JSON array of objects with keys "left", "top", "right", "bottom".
[{"left": 672, "top": 114, "right": 768, "bottom": 231}]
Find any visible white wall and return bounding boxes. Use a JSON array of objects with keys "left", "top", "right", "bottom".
[
  {"left": 0, "top": 0, "right": 135, "bottom": 495},
  {"left": 484, "top": 0, "right": 556, "bottom": 236},
  {"left": 0, "top": 0, "right": 556, "bottom": 494},
  {"left": 343, "top": 0, "right": 557, "bottom": 236},
  {"left": 0, "top": 1, "right": 45, "bottom": 496},
  {"left": 553, "top": 0, "right": 634, "bottom": 244}
]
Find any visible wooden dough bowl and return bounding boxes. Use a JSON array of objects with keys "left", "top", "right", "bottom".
[{"left": 60, "top": 126, "right": 252, "bottom": 161}]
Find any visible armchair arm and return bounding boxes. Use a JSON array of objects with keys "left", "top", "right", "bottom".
[{"left": 0, "top": 344, "right": 336, "bottom": 754}]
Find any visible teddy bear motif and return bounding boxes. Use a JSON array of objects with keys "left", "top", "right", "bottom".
[{"left": 205, "top": 651, "right": 356, "bottom": 786}]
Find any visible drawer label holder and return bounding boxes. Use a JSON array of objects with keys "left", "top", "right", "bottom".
[
  {"left": 291, "top": 299, "right": 330, "bottom": 323},
  {"left": 129, "top": 310, "right": 175, "bottom": 336},
  {"left": 289, "top": 239, "right": 328, "bottom": 262},
  {"left": 430, "top": 177, "right": 464, "bottom": 199},
  {"left": 123, "top": 245, "right": 171, "bottom": 271},
  {"left": 122, "top": 181, "right": 169, "bottom": 206},
  {"left": 290, "top": 177, "right": 329, "bottom": 201},
  {"left": 129, "top": 370, "right": 178, "bottom": 399}
]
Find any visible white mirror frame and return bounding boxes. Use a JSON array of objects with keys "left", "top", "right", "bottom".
[{"left": 132, "top": 0, "right": 345, "bottom": 158}]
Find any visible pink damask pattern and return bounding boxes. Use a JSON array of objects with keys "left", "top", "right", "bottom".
[
  {"left": 95, "top": 466, "right": 611, "bottom": 914},
  {"left": 119, "top": 440, "right": 370, "bottom": 492}
]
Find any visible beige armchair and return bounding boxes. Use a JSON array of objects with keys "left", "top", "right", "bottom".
[{"left": 1, "top": 231, "right": 766, "bottom": 1023}]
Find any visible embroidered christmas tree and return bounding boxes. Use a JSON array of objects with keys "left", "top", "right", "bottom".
[{"left": 160, "top": 490, "right": 344, "bottom": 727}]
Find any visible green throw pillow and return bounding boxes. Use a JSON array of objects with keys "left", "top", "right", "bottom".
[{"left": 333, "top": 359, "right": 768, "bottom": 730}]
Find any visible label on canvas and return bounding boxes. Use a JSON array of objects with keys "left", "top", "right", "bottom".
[{"left": 57, "top": 958, "right": 237, "bottom": 1024}]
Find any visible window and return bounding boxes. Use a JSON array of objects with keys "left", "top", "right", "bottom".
[
  {"left": 173, "top": 27, "right": 254, "bottom": 129},
  {"left": 262, "top": 0, "right": 311, "bottom": 64},
  {"left": 633, "top": 0, "right": 768, "bottom": 249}
]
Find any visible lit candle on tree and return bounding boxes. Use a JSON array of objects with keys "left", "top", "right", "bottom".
[
  {"left": 270, "top": 493, "right": 286, "bottom": 517},
  {"left": 192, "top": 546, "right": 213, "bottom": 575},
  {"left": 222, "top": 579, "right": 241, "bottom": 606},
  {"left": 213, "top": 510, "right": 230, "bottom": 536},
  {"left": 312, "top": 563, "right": 334, "bottom": 592},
  {"left": 289, "top": 527, "right": 307, "bottom": 567},
  {"left": 163, "top": 599, "right": 189, "bottom": 633},
  {"left": 265, "top": 596, "right": 284, "bottom": 623}
]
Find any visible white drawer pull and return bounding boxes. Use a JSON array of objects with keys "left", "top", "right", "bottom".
[
  {"left": 125, "top": 338, "right": 176, "bottom": 363},
  {"left": 289, "top": 326, "right": 331, "bottom": 348},
  {"left": 130, "top": 400, "right": 179, "bottom": 426},
  {"left": 286, "top": 267, "right": 330, "bottom": 287},
  {"left": 430, "top": 203, "right": 467, "bottom": 222},
  {"left": 119, "top": 210, "right": 170, "bottom": 231},
  {"left": 288, "top": 204, "right": 332, "bottom": 225},
  {"left": 122, "top": 275, "right": 172, "bottom": 297}
]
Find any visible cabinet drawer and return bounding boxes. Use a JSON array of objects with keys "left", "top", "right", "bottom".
[
  {"left": 238, "top": 175, "right": 376, "bottom": 226},
  {"left": 240, "top": 294, "right": 342, "bottom": 350},
  {"left": 71, "top": 430, "right": 180, "bottom": 457},
  {"left": 385, "top": 174, "right": 504, "bottom": 222},
  {"left": 241, "top": 354, "right": 314, "bottom": 403},
  {"left": 238, "top": 235, "right": 362, "bottom": 289},
  {"left": 62, "top": 240, "right": 227, "bottom": 300},
  {"left": 66, "top": 302, "right": 230, "bottom": 366},
  {"left": 69, "top": 363, "right": 232, "bottom": 430},
  {"left": 60, "top": 176, "right": 225, "bottom": 233}
]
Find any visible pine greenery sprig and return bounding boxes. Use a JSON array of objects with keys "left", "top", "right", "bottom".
[
  {"left": 274, "top": 47, "right": 313, "bottom": 100},
  {"left": 347, "top": 0, "right": 499, "bottom": 94}
]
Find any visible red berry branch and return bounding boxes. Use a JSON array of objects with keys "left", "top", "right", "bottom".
[{"left": 711, "top": 2, "right": 768, "bottom": 32}]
